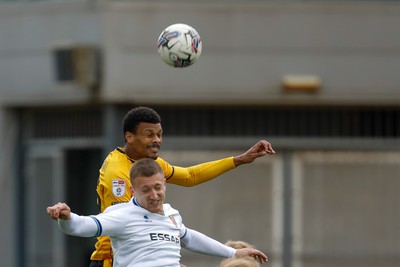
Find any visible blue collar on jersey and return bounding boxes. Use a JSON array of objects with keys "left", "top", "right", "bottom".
[
  {"left": 132, "top": 197, "right": 141, "bottom": 207},
  {"left": 132, "top": 197, "right": 165, "bottom": 215}
]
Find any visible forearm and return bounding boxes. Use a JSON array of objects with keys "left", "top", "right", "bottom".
[
  {"left": 58, "top": 213, "right": 100, "bottom": 237},
  {"left": 168, "top": 157, "right": 236, "bottom": 187},
  {"left": 181, "top": 228, "right": 235, "bottom": 258}
]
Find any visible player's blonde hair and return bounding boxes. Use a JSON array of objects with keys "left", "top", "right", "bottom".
[
  {"left": 220, "top": 240, "right": 260, "bottom": 267},
  {"left": 225, "top": 240, "right": 255, "bottom": 250},
  {"left": 220, "top": 257, "right": 260, "bottom": 267},
  {"left": 130, "top": 158, "right": 164, "bottom": 184}
]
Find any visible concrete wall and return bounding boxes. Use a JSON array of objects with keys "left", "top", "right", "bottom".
[
  {"left": 0, "top": 1, "right": 400, "bottom": 105},
  {"left": 0, "top": 2, "right": 100, "bottom": 105},
  {"left": 101, "top": 2, "right": 400, "bottom": 105}
]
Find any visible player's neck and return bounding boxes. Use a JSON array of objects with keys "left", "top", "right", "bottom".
[{"left": 123, "top": 146, "right": 142, "bottom": 162}]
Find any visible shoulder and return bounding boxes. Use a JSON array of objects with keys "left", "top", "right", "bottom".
[
  {"left": 101, "top": 148, "right": 131, "bottom": 177},
  {"left": 106, "top": 148, "right": 128, "bottom": 162},
  {"left": 163, "top": 203, "right": 180, "bottom": 217},
  {"left": 104, "top": 201, "right": 132, "bottom": 213},
  {"left": 155, "top": 157, "right": 174, "bottom": 179},
  {"left": 155, "top": 157, "right": 168, "bottom": 165}
]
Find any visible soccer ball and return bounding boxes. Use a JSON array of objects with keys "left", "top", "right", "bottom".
[{"left": 157, "top": 23, "right": 202, "bottom": 68}]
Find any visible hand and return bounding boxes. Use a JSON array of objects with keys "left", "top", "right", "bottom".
[
  {"left": 235, "top": 247, "right": 268, "bottom": 263},
  {"left": 46, "top": 202, "right": 71, "bottom": 220},
  {"left": 233, "top": 140, "right": 275, "bottom": 166}
]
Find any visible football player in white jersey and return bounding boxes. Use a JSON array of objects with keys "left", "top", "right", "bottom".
[{"left": 47, "top": 158, "right": 268, "bottom": 267}]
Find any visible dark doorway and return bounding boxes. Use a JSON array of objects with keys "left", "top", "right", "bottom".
[{"left": 65, "top": 148, "right": 103, "bottom": 267}]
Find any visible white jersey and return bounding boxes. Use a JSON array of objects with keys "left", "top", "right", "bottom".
[
  {"left": 92, "top": 198, "right": 185, "bottom": 267},
  {"left": 58, "top": 198, "right": 236, "bottom": 266}
]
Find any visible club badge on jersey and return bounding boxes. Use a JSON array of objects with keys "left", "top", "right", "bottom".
[
  {"left": 169, "top": 215, "right": 178, "bottom": 229},
  {"left": 112, "top": 179, "right": 126, "bottom": 197}
]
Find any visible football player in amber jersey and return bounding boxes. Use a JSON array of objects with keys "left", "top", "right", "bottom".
[{"left": 89, "top": 106, "right": 275, "bottom": 267}]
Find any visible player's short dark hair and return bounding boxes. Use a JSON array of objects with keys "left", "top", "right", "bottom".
[
  {"left": 130, "top": 158, "right": 164, "bottom": 183},
  {"left": 122, "top": 106, "right": 161, "bottom": 135}
]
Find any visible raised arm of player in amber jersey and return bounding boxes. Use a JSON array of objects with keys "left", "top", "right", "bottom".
[{"left": 156, "top": 157, "right": 236, "bottom": 187}]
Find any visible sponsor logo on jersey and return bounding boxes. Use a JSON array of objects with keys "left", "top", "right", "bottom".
[
  {"left": 149, "top": 233, "right": 180, "bottom": 245},
  {"left": 144, "top": 215, "right": 152, "bottom": 222},
  {"left": 112, "top": 179, "right": 126, "bottom": 197}
]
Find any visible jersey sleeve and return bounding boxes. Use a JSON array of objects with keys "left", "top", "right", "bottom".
[
  {"left": 58, "top": 213, "right": 100, "bottom": 238},
  {"left": 59, "top": 211, "right": 126, "bottom": 238},
  {"left": 157, "top": 157, "right": 236, "bottom": 187},
  {"left": 181, "top": 227, "right": 236, "bottom": 258},
  {"left": 91, "top": 208, "right": 126, "bottom": 237}
]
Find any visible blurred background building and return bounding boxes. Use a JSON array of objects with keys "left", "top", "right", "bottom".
[{"left": 0, "top": 0, "right": 400, "bottom": 267}]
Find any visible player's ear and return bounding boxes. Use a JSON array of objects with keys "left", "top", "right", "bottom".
[
  {"left": 130, "top": 185, "right": 135, "bottom": 195},
  {"left": 125, "top": 131, "right": 134, "bottom": 143}
]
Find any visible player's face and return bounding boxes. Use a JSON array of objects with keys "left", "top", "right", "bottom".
[
  {"left": 132, "top": 173, "right": 166, "bottom": 214},
  {"left": 127, "top": 122, "right": 163, "bottom": 160}
]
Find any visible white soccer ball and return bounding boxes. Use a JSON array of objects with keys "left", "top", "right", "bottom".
[{"left": 157, "top": 23, "right": 202, "bottom": 68}]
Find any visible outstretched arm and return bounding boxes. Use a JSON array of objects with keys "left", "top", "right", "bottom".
[
  {"left": 165, "top": 140, "right": 275, "bottom": 187},
  {"left": 181, "top": 228, "right": 235, "bottom": 258},
  {"left": 180, "top": 228, "right": 268, "bottom": 263},
  {"left": 46, "top": 203, "right": 100, "bottom": 237},
  {"left": 167, "top": 157, "right": 236, "bottom": 187}
]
